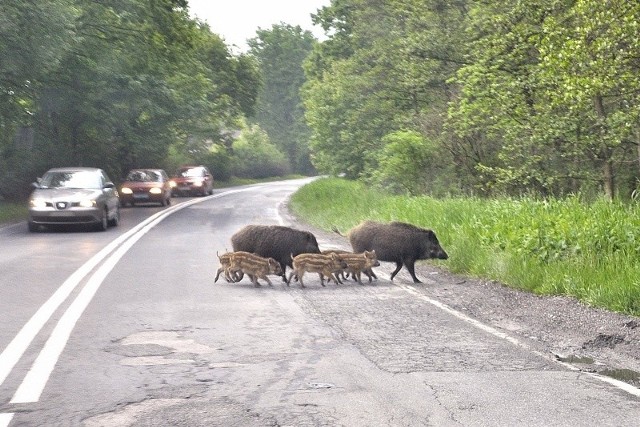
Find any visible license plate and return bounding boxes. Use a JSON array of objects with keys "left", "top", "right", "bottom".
[
  {"left": 133, "top": 194, "right": 149, "bottom": 199},
  {"left": 179, "top": 186, "right": 190, "bottom": 191}
]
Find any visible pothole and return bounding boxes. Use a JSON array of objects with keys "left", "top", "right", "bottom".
[
  {"left": 113, "top": 331, "right": 214, "bottom": 366},
  {"left": 83, "top": 398, "right": 183, "bottom": 426},
  {"left": 556, "top": 355, "right": 595, "bottom": 364}
]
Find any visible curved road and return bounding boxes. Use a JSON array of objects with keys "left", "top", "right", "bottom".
[{"left": 0, "top": 178, "right": 638, "bottom": 426}]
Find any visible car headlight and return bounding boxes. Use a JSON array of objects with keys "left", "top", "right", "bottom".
[
  {"left": 121, "top": 187, "right": 133, "bottom": 195},
  {"left": 169, "top": 181, "right": 176, "bottom": 188},
  {"left": 149, "top": 187, "right": 162, "bottom": 194},
  {"left": 30, "top": 199, "right": 48, "bottom": 209},
  {"left": 79, "top": 199, "right": 96, "bottom": 208},
  {"left": 193, "top": 178, "right": 204, "bottom": 187}
]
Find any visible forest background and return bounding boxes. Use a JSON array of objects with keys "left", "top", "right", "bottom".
[
  {"left": 3, "top": 0, "right": 640, "bottom": 201},
  {"left": 2, "top": 1, "right": 640, "bottom": 313}
]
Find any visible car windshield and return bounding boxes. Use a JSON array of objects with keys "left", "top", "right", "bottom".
[
  {"left": 40, "top": 171, "right": 102, "bottom": 189},
  {"left": 126, "top": 170, "right": 161, "bottom": 182},
  {"left": 178, "top": 168, "right": 202, "bottom": 177}
]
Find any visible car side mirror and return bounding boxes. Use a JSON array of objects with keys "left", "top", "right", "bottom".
[{"left": 104, "top": 182, "right": 115, "bottom": 189}]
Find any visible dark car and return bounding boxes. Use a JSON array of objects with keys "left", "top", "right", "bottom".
[
  {"left": 170, "top": 165, "right": 214, "bottom": 197},
  {"left": 119, "top": 169, "right": 172, "bottom": 207},
  {"left": 28, "top": 167, "right": 120, "bottom": 232}
]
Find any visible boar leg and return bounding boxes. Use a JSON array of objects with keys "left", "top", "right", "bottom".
[
  {"left": 214, "top": 268, "right": 223, "bottom": 283},
  {"left": 366, "top": 268, "right": 377, "bottom": 281},
  {"left": 286, "top": 271, "right": 295, "bottom": 286},
  {"left": 317, "top": 273, "right": 326, "bottom": 287},
  {"left": 404, "top": 259, "right": 422, "bottom": 283},
  {"left": 354, "top": 271, "right": 364, "bottom": 285},
  {"left": 298, "top": 271, "right": 306, "bottom": 288},
  {"left": 389, "top": 262, "right": 404, "bottom": 281}
]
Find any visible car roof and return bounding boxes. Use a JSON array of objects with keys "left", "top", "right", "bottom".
[
  {"left": 45, "top": 167, "right": 102, "bottom": 173},
  {"left": 127, "top": 168, "right": 166, "bottom": 173}
]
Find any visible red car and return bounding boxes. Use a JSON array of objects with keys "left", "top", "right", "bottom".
[
  {"left": 119, "top": 169, "right": 172, "bottom": 206},
  {"left": 170, "top": 165, "right": 214, "bottom": 197}
]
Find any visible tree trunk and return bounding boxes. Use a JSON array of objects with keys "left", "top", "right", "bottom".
[{"left": 594, "top": 94, "right": 614, "bottom": 200}]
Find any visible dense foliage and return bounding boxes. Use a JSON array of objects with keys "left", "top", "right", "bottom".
[
  {"left": 290, "top": 178, "right": 640, "bottom": 316},
  {"left": 0, "top": 0, "right": 261, "bottom": 200},
  {"left": 4, "top": 0, "right": 640, "bottom": 202},
  {"left": 302, "top": 0, "right": 640, "bottom": 199},
  {"left": 248, "top": 24, "right": 316, "bottom": 175}
]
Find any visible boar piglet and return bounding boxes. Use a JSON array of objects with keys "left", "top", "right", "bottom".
[
  {"left": 322, "top": 249, "right": 380, "bottom": 285},
  {"left": 228, "top": 251, "right": 283, "bottom": 287},
  {"left": 214, "top": 251, "right": 242, "bottom": 283},
  {"left": 287, "top": 253, "right": 348, "bottom": 288},
  {"left": 231, "top": 225, "right": 321, "bottom": 280},
  {"left": 336, "top": 220, "right": 448, "bottom": 283}
]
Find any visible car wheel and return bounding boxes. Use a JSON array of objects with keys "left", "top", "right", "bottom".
[
  {"left": 28, "top": 221, "right": 39, "bottom": 232},
  {"left": 108, "top": 206, "right": 120, "bottom": 227},
  {"left": 166, "top": 196, "right": 171, "bottom": 205}
]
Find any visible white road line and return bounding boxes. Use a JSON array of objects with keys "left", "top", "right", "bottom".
[
  {"left": 6, "top": 190, "right": 249, "bottom": 404},
  {"left": 398, "top": 283, "right": 640, "bottom": 397},
  {"left": 0, "top": 222, "right": 139, "bottom": 387},
  {"left": 10, "top": 210, "right": 168, "bottom": 403},
  {"left": 0, "top": 413, "right": 14, "bottom": 427}
]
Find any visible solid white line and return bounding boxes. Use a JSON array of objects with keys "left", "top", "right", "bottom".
[
  {"left": 0, "top": 227, "right": 133, "bottom": 386},
  {"left": 10, "top": 212, "right": 165, "bottom": 403},
  {"left": 0, "top": 413, "right": 14, "bottom": 427},
  {"left": 9, "top": 190, "right": 250, "bottom": 403},
  {"left": 398, "top": 284, "right": 640, "bottom": 398}
]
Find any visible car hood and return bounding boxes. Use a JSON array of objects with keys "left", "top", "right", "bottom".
[
  {"left": 31, "top": 188, "right": 104, "bottom": 201},
  {"left": 122, "top": 181, "right": 163, "bottom": 188}
]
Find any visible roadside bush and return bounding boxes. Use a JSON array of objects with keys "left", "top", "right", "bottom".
[
  {"left": 231, "top": 125, "right": 290, "bottom": 179},
  {"left": 369, "top": 130, "right": 458, "bottom": 197},
  {"left": 204, "top": 146, "right": 233, "bottom": 181}
]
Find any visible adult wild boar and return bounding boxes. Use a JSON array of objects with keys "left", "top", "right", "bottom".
[
  {"left": 231, "top": 225, "right": 321, "bottom": 279},
  {"left": 337, "top": 221, "right": 448, "bottom": 283}
]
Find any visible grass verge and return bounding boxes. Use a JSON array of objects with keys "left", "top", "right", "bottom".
[
  {"left": 0, "top": 201, "right": 28, "bottom": 225},
  {"left": 289, "top": 177, "right": 640, "bottom": 316}
]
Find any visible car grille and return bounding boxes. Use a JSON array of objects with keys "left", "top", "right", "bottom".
[{"left": 31, "top": 215, "right": 96, "bottom": 224}]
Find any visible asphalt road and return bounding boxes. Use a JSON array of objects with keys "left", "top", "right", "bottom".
[{"left": 0, "top": 178, "right": 638, "bottom": 426}]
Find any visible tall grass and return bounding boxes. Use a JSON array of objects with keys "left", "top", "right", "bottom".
[{"left": 290, "top": 177, "right": 640, "bottom": 316}]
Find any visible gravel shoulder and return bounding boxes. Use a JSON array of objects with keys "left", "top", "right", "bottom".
[{"left": 283, "top": 206, "right": 640, "bottom": 390}]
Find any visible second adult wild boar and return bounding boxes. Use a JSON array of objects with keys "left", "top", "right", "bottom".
[
  {"left": 339, "top": 220, "right": 448, "bottom": 283},
  {"left": 231, "top": 225, "right": 321, "bottom": 278}
]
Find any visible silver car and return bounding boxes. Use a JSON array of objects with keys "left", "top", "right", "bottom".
[{"left": 28, "top": 167, "right": 120, "bottom": 232}]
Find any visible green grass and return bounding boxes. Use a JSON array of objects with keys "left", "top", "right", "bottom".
[
  {"left": 289, "top": 177, "right": 640, "bottom": 316},
  {"left": 0, "top": 201, "right": 28, "bottom": 225}
]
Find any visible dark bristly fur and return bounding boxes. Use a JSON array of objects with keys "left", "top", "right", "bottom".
[
  {"left": 231, "top": 225, "right": 321, "bottom": 280},
  {"left": 334, "top": 221, "right": 448, "bottom": 283}
]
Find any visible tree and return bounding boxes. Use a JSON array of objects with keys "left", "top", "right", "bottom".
[
  {"left": 248, "top": 23, "right": 316, "bottom": 174},
  {"left": 303, "top": 0, "right": 468, "bottom": 184}
]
